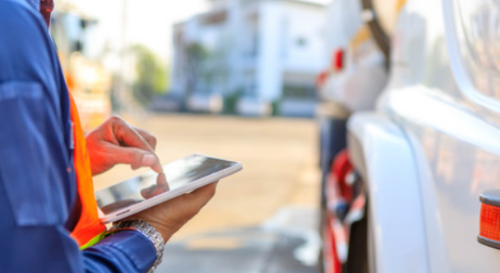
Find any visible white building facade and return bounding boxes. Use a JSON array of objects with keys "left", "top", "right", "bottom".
[{"left": 171, "top": 0, "right": 327, "bottom": 116}]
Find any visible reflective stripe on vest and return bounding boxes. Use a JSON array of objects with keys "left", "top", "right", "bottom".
[{"left": 68, "top": 94, "right": 107, "bottom": 248}]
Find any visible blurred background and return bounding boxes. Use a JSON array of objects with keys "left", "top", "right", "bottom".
[
  {"left": 48, "top": 0, "right": 500, "bottom": 272},
  {"left": 50, "top": 0, "right": 335, "bottom": 272}
]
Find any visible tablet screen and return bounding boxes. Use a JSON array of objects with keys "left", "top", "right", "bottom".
[{"left": 95, "top": 155, "right": 237, "bottom": 215}]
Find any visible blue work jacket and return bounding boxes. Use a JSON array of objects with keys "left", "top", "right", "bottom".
[{"left": 0, "top": 0, "right": 157, "bottom": 272}]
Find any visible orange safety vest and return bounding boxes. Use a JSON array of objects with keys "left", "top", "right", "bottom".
[{"left": 68, "top": 94, "right": 107, "bottom": 249}]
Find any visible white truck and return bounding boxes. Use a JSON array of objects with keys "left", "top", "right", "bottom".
[{"left": 318, "top": 0, "right": 500, "bottom": 272}]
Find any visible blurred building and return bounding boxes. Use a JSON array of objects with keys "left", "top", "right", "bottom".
[
  {"left": 170, "top": 0, "right": 327, "bottom": 116},
  {"left": 50, "top": 2, "right": 112, "bottom": 132}
]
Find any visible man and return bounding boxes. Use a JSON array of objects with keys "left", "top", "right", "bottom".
[{"left": 0, "top": 0, "right": 217, "bottom": 272}]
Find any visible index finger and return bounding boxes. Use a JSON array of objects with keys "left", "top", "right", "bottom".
[
  {"left": 111, "top": 117, "right": 163, "bottom": 173},
  {"left": 156, "top": 172, "right": 168, "bottom": 186},
  {"left": 133, "top": 127, "right": 157, "bottom": 150},
  {"left": 113, "top": 118, "right": 155, "bottom": 152}
]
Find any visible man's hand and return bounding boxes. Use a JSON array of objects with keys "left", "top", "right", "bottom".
[
  {"left": 86, "top": 116, "right": 163, "bottom": 176},
  {"left": 130, "top": 182, "right": 217, "bottom": 242}
]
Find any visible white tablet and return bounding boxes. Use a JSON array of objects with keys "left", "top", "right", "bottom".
[{"left": 95, "top": 154, "right": 243, "bottom": 223}]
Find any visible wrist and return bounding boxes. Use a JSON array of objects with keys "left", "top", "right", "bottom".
[{"left": 142, "top": 219, "right": 178, "bottom": 242}]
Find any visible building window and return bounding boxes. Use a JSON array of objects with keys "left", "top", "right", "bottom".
[{"left": 243, "top": 13, "right": 259, "bottom": 58}]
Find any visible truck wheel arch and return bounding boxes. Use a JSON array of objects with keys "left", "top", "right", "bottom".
[{"left": 347, "top": 113, "right": 429, "bottom": 273}]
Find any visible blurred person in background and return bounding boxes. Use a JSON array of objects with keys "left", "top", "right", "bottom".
[{"left": 0, "top": 0, "right": 217, "bottom": 272}]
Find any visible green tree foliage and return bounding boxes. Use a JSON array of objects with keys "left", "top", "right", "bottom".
[{"left": 130, "top": 44, "right": 169, "bottom": 104}]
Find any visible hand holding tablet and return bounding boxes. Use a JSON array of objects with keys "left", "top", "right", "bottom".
[{"left": 95, "top": 154, "right": 243, "bottom": 223}]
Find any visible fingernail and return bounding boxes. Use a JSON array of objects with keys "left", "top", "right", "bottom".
[{"left": 141, "top": 154, "right": 156, "bottom": 166}]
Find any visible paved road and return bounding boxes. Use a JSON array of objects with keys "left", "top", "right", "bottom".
[
  {"left": 157, "top": 207, "right": 321, "bottom": 273},
  {"left": 94, "top": 114, "right": 321, "bottom": 273}
]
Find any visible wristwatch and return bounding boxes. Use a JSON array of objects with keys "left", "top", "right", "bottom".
[{"left": 107, "top": 220, "right": 165, "bottom": 272}]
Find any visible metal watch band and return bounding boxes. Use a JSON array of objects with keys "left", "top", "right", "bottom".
[{"left": 108, "top": 220, "right": 165, "bottom": 272}]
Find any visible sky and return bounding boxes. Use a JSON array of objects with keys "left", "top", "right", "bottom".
[{"left": 63, "top": 0, "right": 330, "bottom": 64}]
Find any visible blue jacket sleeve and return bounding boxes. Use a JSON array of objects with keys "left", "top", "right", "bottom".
[{"left": 0, "top": 1, "right": 157, "bottom": 272}]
